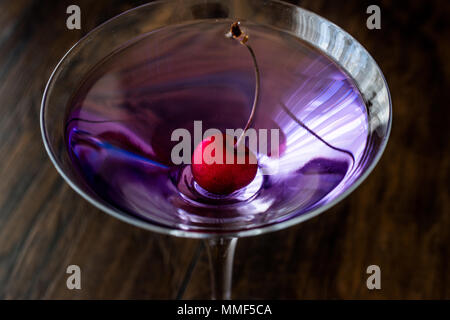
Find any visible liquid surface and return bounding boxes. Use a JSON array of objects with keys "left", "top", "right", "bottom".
[{"left": 65, "top": 20, "right": 368, "bottom": 232}]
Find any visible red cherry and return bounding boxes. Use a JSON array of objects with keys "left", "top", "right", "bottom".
[{"left": 191, "top": 134, "right": 258, "bottom": 195}]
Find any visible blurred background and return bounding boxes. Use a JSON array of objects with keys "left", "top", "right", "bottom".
[{"left": 0, "top": 0, "right": 448, "bottom": 299}]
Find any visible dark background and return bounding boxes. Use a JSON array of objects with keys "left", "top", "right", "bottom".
[{"left": 0, "top": 0, "right": 448, "bottom": 299}]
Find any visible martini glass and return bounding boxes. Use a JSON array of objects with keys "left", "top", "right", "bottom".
[{"left": 41, "top": 0, "right": 391, "bottom": 299}]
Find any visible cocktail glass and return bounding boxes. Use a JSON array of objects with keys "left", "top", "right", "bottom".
[{"left": 41, "top": 0, "right": 391, "bottom": 299}]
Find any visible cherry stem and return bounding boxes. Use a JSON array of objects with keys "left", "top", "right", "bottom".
[{"left": 227, "top": 22, "right": 260, "bottom": 148}]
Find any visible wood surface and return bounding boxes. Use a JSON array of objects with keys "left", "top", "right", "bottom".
[{"left": 0, "top": 0, "right": 448, "bottom": 299}]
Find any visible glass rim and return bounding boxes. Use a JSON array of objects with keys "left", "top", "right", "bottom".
[{"left": 40, "top": 0, "right": 392, "bottom": 239}]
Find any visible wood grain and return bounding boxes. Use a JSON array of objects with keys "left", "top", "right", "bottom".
[{"left": 0, "top": 0, "right": 448, "bottom": 299}]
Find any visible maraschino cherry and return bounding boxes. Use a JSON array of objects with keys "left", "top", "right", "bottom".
[
  {"left": 191, "top": 134, "right": 258, "bottom": 195},
  {"left": 191, "top": 21, "right": 260, "bottom": 195}
]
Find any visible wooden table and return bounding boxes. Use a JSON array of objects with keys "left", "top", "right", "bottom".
[{"left": 0, "top": 0, "right": 448, "bottom": 299}]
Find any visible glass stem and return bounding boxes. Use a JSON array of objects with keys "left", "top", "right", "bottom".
[{"left": 204, "top": 237, "right": 238, "bottom": 300}]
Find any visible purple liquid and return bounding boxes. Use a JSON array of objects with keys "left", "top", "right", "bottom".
[{"left": 65, "top": 21, "right": 368, "bottom": 233}]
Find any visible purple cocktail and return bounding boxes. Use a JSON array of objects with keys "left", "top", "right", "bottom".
[{"left": 65, "top": 20, "right": 368, "bottom": 233}]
